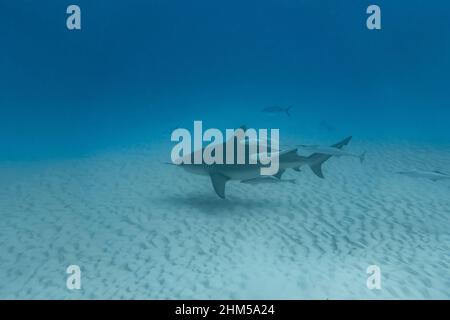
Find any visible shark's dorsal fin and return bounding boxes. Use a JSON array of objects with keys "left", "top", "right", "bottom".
[{"left": 210, "top": 173, "right": 230, "bottom": 199}]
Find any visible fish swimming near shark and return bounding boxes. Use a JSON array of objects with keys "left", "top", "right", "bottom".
[
  {"left": 319, "top": 120, "right": 337, "bottom": 133},
  {"left": 170, "top": 134, "right": 352, "bottom": 198},
  {"left": 261, "top": 106, "right": 292, "bottom": 117},
  {"left": 241, "top": 176, "right": 296, "bottom": 185},
  {"left": 396, "top": 169, "right": 450, "bottom": 182},
  {"left": 298, "top": 144, "right": 366, "bottom": 163}
]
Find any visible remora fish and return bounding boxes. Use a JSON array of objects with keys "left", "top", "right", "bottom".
[
  {"left": 241, "top": 176, "right": 296, "bottom": 185},
  {"left": 298, "top": 144, "right": 366, "bottom": 163},
  {"left": 396, "top": 169, "right": 450, "bottom": 182}
]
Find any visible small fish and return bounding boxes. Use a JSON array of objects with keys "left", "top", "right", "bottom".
[
  {"left": 319, "top": 121, "right": 336, "bottom": 132},
  {"left": 396, "top": 169, "right": 450, "bottom": 182},
  {"left": 241, "top": 176, "right": 296, "bottom": 185},
  {"left": 261, "top": 106, "right": 292, "bottom": 117},
  {"left": 298, "top": 144, "right": 366, "bottom": 163}
]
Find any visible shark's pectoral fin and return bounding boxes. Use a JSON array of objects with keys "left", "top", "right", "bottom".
[
  {"left": 273, "top": 169, "right": 286, "bottom": 179},
  {"left": 210, "top": 173, "right": 230, "bottom": 199},
  {"left": 310, "top": 162, "right": 325, "bottom": 179}
]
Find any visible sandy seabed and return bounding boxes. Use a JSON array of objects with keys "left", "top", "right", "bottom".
[{"left": 1, "top": 141, "right": 449, "bottom": 299}]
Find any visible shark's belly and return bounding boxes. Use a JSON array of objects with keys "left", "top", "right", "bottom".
[{"left": 216, "top": 166, "right": 262, "bottom": 181}]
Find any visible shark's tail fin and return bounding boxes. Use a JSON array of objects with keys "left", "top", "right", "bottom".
[
  {"left": 286, "top": 106, "right": 293, "bottom": 117},
  {"left": 306, "top": 136, "right": 353, "bottom": 179},
  {"left": 359, "top": 151, "right": 366, "bottom": 164}
]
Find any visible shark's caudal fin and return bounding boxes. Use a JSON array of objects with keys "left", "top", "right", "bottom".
[
  {"left": 307, "top": 136, "right": 352, "bottom": 179},
  {"left": 210, "top": 173, "right": 230, "bottom": 199},
  {"left": 331, "top": 136, "right": 352, "bottom": 148}
]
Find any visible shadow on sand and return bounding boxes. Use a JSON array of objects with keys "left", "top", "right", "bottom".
[{"left": 155, "top": 192, "right": 271, "bottom": 215}]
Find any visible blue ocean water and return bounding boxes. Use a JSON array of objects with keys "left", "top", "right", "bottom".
[
  {"left": 1, "top": 1, "right": 450, "bottom": 300},
  {"left": 1, "top": 0, "right": 449, "bottom": 161}
]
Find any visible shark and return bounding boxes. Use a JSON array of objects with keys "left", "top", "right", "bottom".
[
  {"left": 298, "top": 144, "right": 366, "bottom": 163},
  {"left": 396, "top": 169, "right": 450, "bottom": 182},
  {"left": 171, "top": 135, "right": 352, "bottom": 198}
]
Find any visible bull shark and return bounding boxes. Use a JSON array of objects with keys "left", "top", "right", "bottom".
[
  {"left": 396, "top": 169, "right": 450, "bottom": 182},
  {"left": 171, "top": 135, "right": 352, "bottom": 198},
  {"left": 298, "top": 144, "right": 366, "bottom": 163}
]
